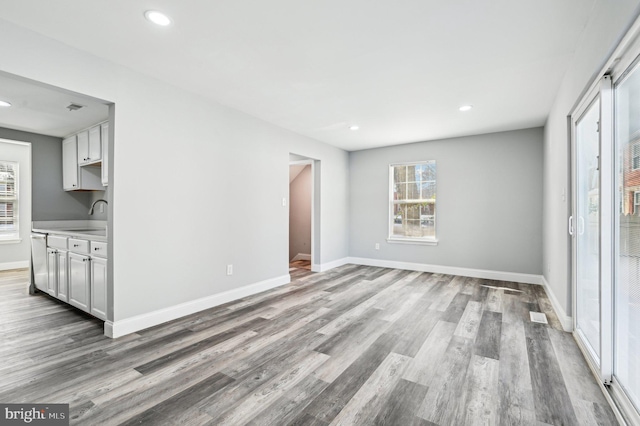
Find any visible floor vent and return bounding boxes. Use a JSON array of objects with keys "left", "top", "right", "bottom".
[{"left": 530, "top": 311, "right": 548, "bottom": 324}]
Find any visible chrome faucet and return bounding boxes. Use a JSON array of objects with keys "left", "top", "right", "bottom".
[{"left": 89, "top": 199, "right": 108, "bottom": 215}]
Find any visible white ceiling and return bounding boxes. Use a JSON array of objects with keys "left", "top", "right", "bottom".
[
  {"left": 0, "top": 72, "right": 109, "bottom": 138},
  {"left": 0, "top": 0, "right": 597, "bottom": 150}
]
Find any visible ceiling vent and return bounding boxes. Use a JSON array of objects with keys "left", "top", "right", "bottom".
[{"left": 66, "top": 103, "right": 85, "bottom": 111}]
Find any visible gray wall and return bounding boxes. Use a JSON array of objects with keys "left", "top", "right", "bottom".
[
  {"left": 0, "top": 127, "right": 92, "bottom": 220},
  {"left": 289, "top": 165, "right": 311, "bottom": 260},
  {"left": 0, "top": 140, "right": 31, "bottom": 268},
  {"left": 349, "top": 127, "right": 543, "bottom": 275}
]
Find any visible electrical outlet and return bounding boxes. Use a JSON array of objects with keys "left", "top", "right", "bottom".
[
  {"left": 99, "top": 204, "right": 104, "bottom": 213},
  {"left": 226, "top": 264, "right": 233, "bottom": 275},
  {"left": 375, "top": 243, "right": 380, "bottom": 250}
]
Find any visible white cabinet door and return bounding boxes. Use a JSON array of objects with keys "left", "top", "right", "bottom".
[
  {"left": 47, "top": 248, "right": 57, "bottom": 297},
  {"left": 68, "top": 252, "right": 91, "bottom": 313},
  {"left": 101, "top": 122, "right": 109, "bottom": 186},
  {"left": 90, "top": 257, "right": 107, "bottom": 320},
  {"left": 62, "top": 136, "right": 78, "bottom": 190},
  {"left": 56, "top": 250, "right": 68, "bottom": 302},
  {"left": 78, "top": 127, "right": 102, "bottom": 165},
  {"left": 77, "top": 130, "right": 90, "bottom": 164},
  {"left": 88, "top": 125, "right": 102, "bottom": 163}
]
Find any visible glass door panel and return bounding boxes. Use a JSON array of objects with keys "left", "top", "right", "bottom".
[
  {"left": 575, "top": 98, "right": 601, "bottom": 363},
  {"left": 615, "top": 62, "right": 640, "bottom": 412}
]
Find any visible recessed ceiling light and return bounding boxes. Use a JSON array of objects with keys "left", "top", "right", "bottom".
[
  {"left": 144, "top": 10, "right": 172, "bottom": 26},
  {"left": 459, "top": 105, "right": 473, "bottom": 112},
  {"left": 349, "top": 125, "right": 360, "bottom": 131},
  {"left": 0, "top": 100, "right": 11, "bottom": 108}
]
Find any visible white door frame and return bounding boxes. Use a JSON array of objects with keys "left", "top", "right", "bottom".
[{"left": 289, "top": 158, "right": 318, "bottom": 271}]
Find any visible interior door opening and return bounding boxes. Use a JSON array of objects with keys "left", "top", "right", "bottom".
[
  {"left": 288, "top": 154, "right": 319, "bottom": 274},
  {"left": 289, "top": 161, "right": 312, "bottom": 272}
]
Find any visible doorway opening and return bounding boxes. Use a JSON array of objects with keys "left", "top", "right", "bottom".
[{"left": 289, "top": 154, "right": 319, "bottom": 275}]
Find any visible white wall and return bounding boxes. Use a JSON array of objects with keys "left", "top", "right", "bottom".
[
  {"left": 0, "top": 20, "right": 349, "bottom": 327},
  {"left": 349, "top": 128, "right": 543, "bottom": 277},
  {"left": 289, "top": 165, "right": 312, "bottom": 260},
  {"left": 543, "top": 1, "right": 640, "bottom": 318},
  {"left": 0, "top": 140, "right": 31, "bottom": 270}
]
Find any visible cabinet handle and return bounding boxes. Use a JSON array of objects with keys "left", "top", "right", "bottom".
[
  {"left": 82, "top": 258, "right": 90, "bottom": 262},
  {"left": 73, "top": 244, "right": 79, "bottom": 247},
  {"left": 94, "top": 247, "right": 99, "bottom": 251}
]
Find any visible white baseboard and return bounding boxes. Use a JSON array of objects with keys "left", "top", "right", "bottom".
[
  {"left": 313, "top": 257, "right": 350, "bottom": 272},
  {"left": 347, "top": 257, "right": 543, "bottom": 285},
  {"left": 105, "top": 274, "right": 291, "bottom": 338},
  {"left": 0, "top": 260, "right": 29, "bottom": 271},
  {"left": 291, "top": 253, "right": 311, "bottom": 262},
  {"left": 541, "top": 275, "right": 573, "bottom": 332}
]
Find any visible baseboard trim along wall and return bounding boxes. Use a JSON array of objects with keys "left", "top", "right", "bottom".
[
  {"left": 314, "top": 257, "right": 351, "bottom": 272},
  {"left": 0, "top": 260, "right": 29, "bottom": 271},
  {"left": 105, "top": 274, "right": 291, "bottom": 338},
  {"left": 542, "top": 275, "right": 573, "bottom": 332},
  {"left": 347, "top": 257, "right": 543, "bottom": 285}
]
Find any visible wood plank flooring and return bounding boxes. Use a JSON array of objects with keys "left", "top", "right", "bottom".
[{"left": 0, "top": 266, "right": 617, "bottom": 425}]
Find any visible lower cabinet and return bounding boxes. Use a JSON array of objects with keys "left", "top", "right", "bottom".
[
  {"left": 90, "top": 257, "right": 107, "bottom": 320},
  {"left": 46, "top": 248, "right": 58, "bottom": 297},
  {"left": 56, "top": 250, "right": 68, "bottom": 302},
  {"left": 45, "top": 234, "right": 108, "bottom": 320},
  {"left": 68, "top": 252, "right": 91, "bottom": 313}
]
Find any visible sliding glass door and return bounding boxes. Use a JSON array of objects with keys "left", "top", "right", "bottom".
[
  {"left": 614, "top": 59, "right": 640, "bottom": 415},
  {"left": 573, "top": 97, "right": 602, "bottom": 366},
  {"left": 571, "top": 54, "right": 640, "bottom": 422}
]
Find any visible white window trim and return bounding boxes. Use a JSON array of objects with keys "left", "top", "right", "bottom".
[
  {"left": 0, "top": 160, "right": 19, "bottom": 242},
  {"left": 388, "top": 161, "right": 438, "bottom": 245}
]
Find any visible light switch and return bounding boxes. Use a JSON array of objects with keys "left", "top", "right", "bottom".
[{"left": 282, "top": 198, "right": 287, "bottom": 207}]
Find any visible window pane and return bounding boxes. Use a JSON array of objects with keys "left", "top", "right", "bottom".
[
  {"left": 390, "top": 161, "right": 436, "bottom": 240},
  {"left": 616, "top": 64, "right": 640, "bottom": 412},
  {"left": 0, "top": 161, "right": 18, "bottom": 238}
]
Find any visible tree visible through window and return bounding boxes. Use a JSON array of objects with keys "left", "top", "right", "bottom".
[
  {"left": 0, "top": 161, "right": 18, "bottom": 240},
  {"left": 390, "top": 161, "right": 436, "bottom": 242}
]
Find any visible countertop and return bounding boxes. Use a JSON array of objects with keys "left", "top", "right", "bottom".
[{"left": 32, "top": 220, "right": 107, "bottom": 242}]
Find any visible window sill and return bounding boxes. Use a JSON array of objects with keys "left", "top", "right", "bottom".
[
  {"left": 386, "top": 237, "right": 438, "bottom": 246},
  {"left": 0, "top": 238, "right": 22, "bottom": 245}
]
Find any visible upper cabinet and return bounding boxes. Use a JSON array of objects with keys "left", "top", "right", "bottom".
[
  {"left": 62, "top": 136, "right": 79, "bottom": 190},
  {"left": 101, "top": 122, "right": 109, "bottom": 186},
  {"left": 63, "top": 121, "right": 108, "bottom": 191},
  {"left": 78, "top": 126, "right": 102, "bottom": 166}
]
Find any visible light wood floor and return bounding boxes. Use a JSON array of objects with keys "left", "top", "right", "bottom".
[
  {"left": 0, "top": 266, "right": 617, "bottom": 425},
  {"left": 290, "top": 259, "right": 312, "bottom": 271}
]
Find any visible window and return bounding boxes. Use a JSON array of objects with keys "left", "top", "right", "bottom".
[
  {"left": 634, "top": 191, "right": 640, "bottom": 215},
  {"left": 633, "top": 143, "right": 640, "bottom": 170},
  {"left": 0, "top": 161, "right": 18, "bottom": 241},
  {"left": 389, "top": 161, "right": 436, "bottom": 244}
]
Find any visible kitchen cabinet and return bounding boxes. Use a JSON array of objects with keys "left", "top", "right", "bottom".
[
  {"left": 62, "top": 136, "right": 78, "bottom": 190},
  {"left": 46, "top": 247, "right": 68, "bottom": 302},
  {"left": 56, "top": 250, "right": 68, "bottom": 302},
  {"left": 90, "top": 256, "right": 107, "bottom": 320},
  {"left": 62, "top": 133, "right": 104, "bottom": 191},
  {"left": 47, "top": 248, "right": 58, "bottom": 297},
  {"left": 101, "top": 122, "right": 109, "bottom": 186},
  {"left": 78, "top": 126, "right": 102, "bottom": 165},
  {"left": 42, "top": 230, "right": 108, "bottom": 320},
  {"left": 68, "top": 252, "right": 91, "bottom": 313}
]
